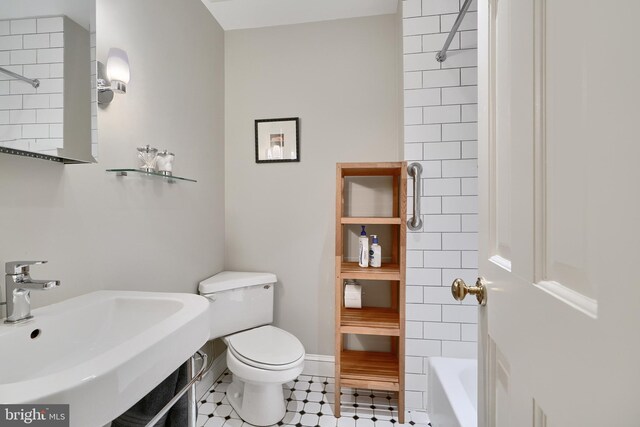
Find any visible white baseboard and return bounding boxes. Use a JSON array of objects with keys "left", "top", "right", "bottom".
[
  {"left": 302, "top": 354, "right": 335, "bottom": 377},
  {"left": 196, "top": 350, "right": 228, "bottom": 400},
  {"left": 197, "top": 352, "right": 334, "bottom": 396},
  {"left": 199, "top": 352, "right": 425, "bottom": 411}
]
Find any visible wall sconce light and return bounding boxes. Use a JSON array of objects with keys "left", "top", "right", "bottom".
[{"left": 97, "top": 48, "right": 130, "bottom": 105}]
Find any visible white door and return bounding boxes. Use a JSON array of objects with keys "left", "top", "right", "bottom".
[{"left": 465, "top": 0, "right": 640, "bottom": 426}]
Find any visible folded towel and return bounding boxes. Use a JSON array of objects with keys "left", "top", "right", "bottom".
[{"left": 112, "top": 362, "right": 188, "bottom": 427}]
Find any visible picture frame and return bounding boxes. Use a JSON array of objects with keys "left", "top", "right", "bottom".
[{"left": 255, "top": 117, "right": 300, "bottom": 163}]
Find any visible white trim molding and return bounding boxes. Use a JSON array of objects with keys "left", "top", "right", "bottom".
[
  {"left": 197, "top": 352, "right": 336, "bottom": 398},
  {"left": 302, "top": 354, "right": 335, "bottom": 378},
  {"left": 535, "top": 280, "right": 598, "bottom": 319},
  {"left": 489, "top": 255, "right": 512, "bottom": 273}
]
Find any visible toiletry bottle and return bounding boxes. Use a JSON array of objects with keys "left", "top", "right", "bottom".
[
  {"left": 358, "top": 226, "right": 369, "bottom": 268},
  {"left": 369, "top": 235, "right": 382, "bottom": 268}
]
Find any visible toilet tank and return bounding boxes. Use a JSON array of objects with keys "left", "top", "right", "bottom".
[{"left": 198, "top": 271, "right": 276, "bottom": 340}]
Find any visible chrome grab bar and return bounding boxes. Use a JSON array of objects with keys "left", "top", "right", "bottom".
[{"left": 407, "top": 162, "right": 423, "bottom": 231}]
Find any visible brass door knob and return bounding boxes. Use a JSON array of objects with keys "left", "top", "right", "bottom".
[{"left": 451, "top": 277, "right": 487, "bottom": 305}]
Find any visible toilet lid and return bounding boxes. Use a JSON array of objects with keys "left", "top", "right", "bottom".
[{"left": 227, "top": 325, "right": 305, "bottom": 368}]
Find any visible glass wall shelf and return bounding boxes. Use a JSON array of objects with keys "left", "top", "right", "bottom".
[{"left": 106, "top": 168, "right": 197, "bottom": 183}]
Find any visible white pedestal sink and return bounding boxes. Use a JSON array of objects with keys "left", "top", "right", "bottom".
[{"left": 0, "top": 291, "right": 210, "bottom": 427}]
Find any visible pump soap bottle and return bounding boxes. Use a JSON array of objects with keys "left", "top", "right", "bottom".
[
  {"left": 369, "top": 234, "right": 382, "bottom": 267},
  {"left": 358, "top": 226, "right": 369, "bottom": 268}
]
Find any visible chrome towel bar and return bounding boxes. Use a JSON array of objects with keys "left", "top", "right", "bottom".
[
  {"left": 407, "top": 162, "right": 423, "bottom": 231},
  {"left": 144, "top": 350, "right": 209, "bottom": 427}
]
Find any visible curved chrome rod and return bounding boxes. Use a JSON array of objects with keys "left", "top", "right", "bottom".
[
  {"left": 144, "top": 350, "right": 209, "bottom": 427},
  {"left": 435, "top": 0, "right": 473, "bottom": 63},
  {"left": 407, "top": 162, "right": 423, "bottom": 231},
  {"left": 0, "top": 66, "right": 40, "bottom": 88}
]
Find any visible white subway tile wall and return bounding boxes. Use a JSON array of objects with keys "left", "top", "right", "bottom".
[
  {"left": 0, "top": 16, "right": 64, "bottom": 155},
  {"left": 403, "top": 0, "right": 478, "bottom": 410}
]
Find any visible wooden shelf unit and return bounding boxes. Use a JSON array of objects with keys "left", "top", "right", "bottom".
[{"left": 335, "top": 162, "right": 406, "bottom": 422}]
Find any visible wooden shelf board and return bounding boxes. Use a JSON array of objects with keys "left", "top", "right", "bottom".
[
  {"left": 340, "top": 217, "right": 402, "bottom": 225},
  {"left": 340, "top": 378, "right": 399, "bottom": 392},
  {"left": 340, "top": 350, "right": 400, "bottom": 386},
  {"left": 340, "top": 262, "right": 400, "bottom": 280},
  {"left": 340, "top": 307, "right": 400, "bottom": 336},
  {"left": 339, "top": 162, "right": 404, "bottom": 177}
]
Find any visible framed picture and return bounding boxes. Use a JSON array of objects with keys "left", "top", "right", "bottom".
[{"left": 255, "top": 117, "right": 300, "bottom": 163}]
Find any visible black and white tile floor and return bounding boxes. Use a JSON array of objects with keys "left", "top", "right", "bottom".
[{"left": 197, "top": 370, "right": 431, "bottom": 427}]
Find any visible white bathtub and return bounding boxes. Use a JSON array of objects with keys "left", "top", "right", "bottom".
[{"left": 427, "top": 357, "right": 477, "bottom": 427}]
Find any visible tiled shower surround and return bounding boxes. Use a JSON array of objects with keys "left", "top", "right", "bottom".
[
  {"left": 403, "top": 0, "right": 479, "bottom": 409},
  {"left": 0, "top": 16, "right": 65, "bottom": 155},
  {"left": 198, "top": 370, "right": 431, "bottom": 427}
]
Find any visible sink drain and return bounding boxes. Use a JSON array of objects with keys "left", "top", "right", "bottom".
[{"left": 30, "top": 329, "right": 41, "bottom": 339}]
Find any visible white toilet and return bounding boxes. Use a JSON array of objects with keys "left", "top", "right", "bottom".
[{"left": 199, "top": 271, "right": 305, "bottom": 426}]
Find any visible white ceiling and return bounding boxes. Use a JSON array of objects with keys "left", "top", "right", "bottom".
[{"left": 201, "top": 0, "right": 399, "bottom": 31}]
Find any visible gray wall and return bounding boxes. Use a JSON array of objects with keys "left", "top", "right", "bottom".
[
  {"left": 0, "top": 0, "right": 225, "bottom": 308},
  {"left": 224, "top": 14, "right": 403, "bottom": 355}
]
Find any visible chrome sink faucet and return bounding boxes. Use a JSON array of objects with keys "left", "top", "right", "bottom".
[{"left": 3, "top": 261, "right": 60, "bottom": 324}]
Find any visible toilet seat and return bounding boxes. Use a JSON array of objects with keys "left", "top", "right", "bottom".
[{"left": 226, "top": 325, "right": 305, "bottom": 371}]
